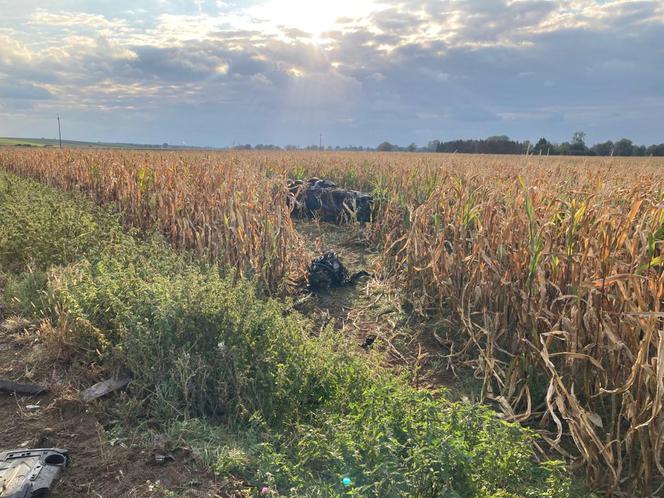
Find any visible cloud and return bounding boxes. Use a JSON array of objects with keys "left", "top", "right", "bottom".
[
  {"left": 0, "top": 35, "right": 36, "bottom": 65},
  {"left": 0, "top": 81, "right": 52, "bottom": 99},
  {"left": 29, "top": 10, "right": 129, "bottom": 30},
  {"left": 0, "top": 0, "right": 662, "bottom": 145}
]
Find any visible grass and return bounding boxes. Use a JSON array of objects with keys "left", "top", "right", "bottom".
[
  {"left": 0, "top": 137, "right": 49, "bottom": 147},
  {"left": 0, "top": 136, "right": 219, "bottom": 149},
  {"left": 0, "top": 170, "right": 580, "bottom": 497}
]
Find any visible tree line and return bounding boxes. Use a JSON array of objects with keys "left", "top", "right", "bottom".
[
  {"left": 228, "top": 132, "right": 664, "bottom": 156},
  {"left": 425, "top": 132, "right": 664, "bottom": 156}
]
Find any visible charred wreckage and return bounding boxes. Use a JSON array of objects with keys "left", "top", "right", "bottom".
[
  {"left": 288, "top": 178, "right": 374, "bottom": 224},
  {"left": 287, "top": 178, "right": 375, "bottom": 291}
]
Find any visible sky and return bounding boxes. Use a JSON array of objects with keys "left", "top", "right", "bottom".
[{"left": 0, "top": 0, "right": 663, "bottom": 147}]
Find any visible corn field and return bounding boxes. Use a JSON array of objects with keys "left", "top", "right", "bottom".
[
  {"left": 1, "top": 148, "right": 663, "bottom": 495},
  {"left": 0, "top": 149, "right": 305, "bottom": 292}
]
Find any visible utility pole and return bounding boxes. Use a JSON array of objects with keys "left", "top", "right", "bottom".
[
  {"left": 319, "top": 132, "right": 322, "bottom": 150},
  {"left": 57, "top": 114, "right": 62, "bottom": 149}
]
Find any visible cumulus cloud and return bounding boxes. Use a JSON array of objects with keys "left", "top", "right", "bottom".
[{"left": 0, "top": 0, "right": 662, "bottom": 145}]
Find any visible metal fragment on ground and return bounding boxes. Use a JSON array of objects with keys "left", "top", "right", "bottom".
[
  {"left": 359, "top": 335, "right": 377, "bottom": 349},
  {"left": 80, "top": 377, "right": 130, "bottom": 403},
  {"left": 0, "top": 447, "right": 69, "bottom": 498},
  {"left": 153, "top": 453, "right": 175, "bottom": 465},
  {"left": 0, "top": 381, "right": 48, "bottom": 396}
]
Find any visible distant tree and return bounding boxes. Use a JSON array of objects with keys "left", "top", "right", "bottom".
[
  {"left": 558, "top": 142, "right": 571, "bottom": 155},
  {"left": 422, "top": 135, "right": 660, "bottom": 157},
  {"left": 591, "top": 140, "right": 614, "bottom": 156},
  {"left": 406, "top": 142, "right": 417, "bottom": 152},
  {"left": 569, "top": 131, "right": 589, "bottom": 155},
  {"left": 646, "top": 144, "right": 664, "bottom": 156},
  {"left": 613, "top": 138, "right": 634, "bottom": 156},
  {"left": 572, "top": 131, "right": 586, "bottom": 146},
  {"left": 533, "top": 137, "right": 554, "bottom": 155},
  {"left": 377, "top": 141, "right": 394, "bottom": 151},
  {"left": 433, "top": 137, "right": 524, "bottom": 154},
  {"left": 427, "top": 140, "right": 440, "bottom": 152}
]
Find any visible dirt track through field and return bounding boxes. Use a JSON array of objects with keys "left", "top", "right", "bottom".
[{"left": 292, "top": 219, "right": 464, "bottom": 394}]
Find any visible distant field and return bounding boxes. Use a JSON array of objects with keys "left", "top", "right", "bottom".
[
  {"left": 0, "top": 137, "right": 51, "bottom": 147},
  {"left": 0, "top": 136, "right": 203, "bottom": 149},
  {"left": 0, "top": 136, "right": 101, "bottom": 147},
  {"left": 0, "top": 148, "right": 662, "bottom": 495}
]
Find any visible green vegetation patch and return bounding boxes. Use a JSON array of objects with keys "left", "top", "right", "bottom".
[
  {"left": 0, "top": 137, "right": 48, "bottom": 147},
  {"left": 0, "top": 171, "right": 579, "bottom": 497}
]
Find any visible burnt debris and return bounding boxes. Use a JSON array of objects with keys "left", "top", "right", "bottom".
[
  {"left": 0, "top": 381, "right": 48, "bottom": 396},
  {"left": 288, "top": 178, "right": 374, "bottom": 223},
  {"left": 307, "top": 251, "right": 370, "bottom": 291},
  {"left": 0, "top": 447, "right": 69, "bottom": 497},
  {"left": 359, "top": 334, "right": 377, "bottom": 350}
]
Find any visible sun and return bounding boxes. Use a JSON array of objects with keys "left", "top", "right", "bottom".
[{"left": 249, "top": 0, "right": 380, "bottom": 43}]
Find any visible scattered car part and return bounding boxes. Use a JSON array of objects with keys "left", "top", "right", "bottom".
[
  {"left": 0, "top": 381, "right": 47, "bottom": 396},
  {"left": 307, "top": 252, "right": 370, "bottom": 291},
  {"left": 153, "top": 453, "right": 175, "bottom": 465},
  {"left": 0, "top": 448, "right": 68, "bottom": 498},
  {"left": 80, "top": 376, "right": 130, "bottom": 403}
]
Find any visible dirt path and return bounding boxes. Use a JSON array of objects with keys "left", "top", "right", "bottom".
[
  {"left": 0, "top": 317, "right": 222, "bottom": 498},
  {"left": 293, "top": 219, "right": 468, "bottom": 394}
]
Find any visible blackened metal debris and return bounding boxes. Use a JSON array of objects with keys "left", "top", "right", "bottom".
[
  {"left": 288, "top": 178, "right": 374, "bottom": 223},
  {"left": 307, "top": 252, "right": 370, "bottom": 291}
]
